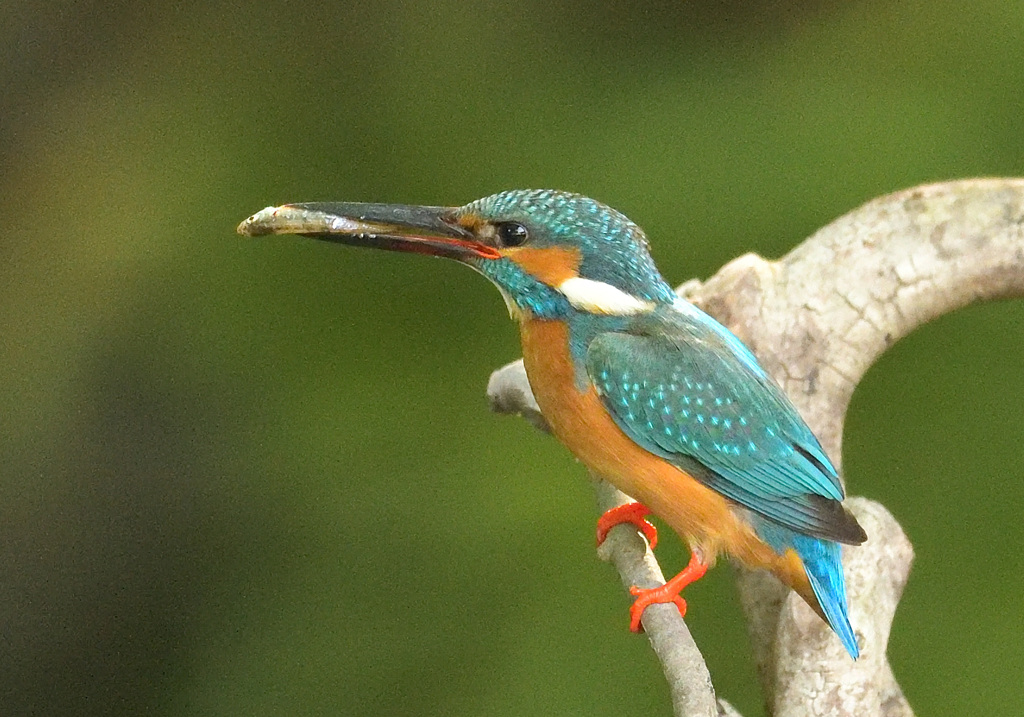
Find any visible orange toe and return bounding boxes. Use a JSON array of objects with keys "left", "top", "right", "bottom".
[
  {"left": 596, "top": 502, "right": 658, "bottom": 549},
  {"left": 628, "top": 585, "right": 688, "bottom": 632},
  {"left": 625, "top": 552, "right": 708, "bottom": 633}
]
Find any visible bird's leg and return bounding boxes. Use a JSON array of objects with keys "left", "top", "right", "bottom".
[
  {"left": 596, "top": 502, "right": 658, "bottom": 549},
  {"left": 628, "top": 551, "right": 708, "bottom": 632}
]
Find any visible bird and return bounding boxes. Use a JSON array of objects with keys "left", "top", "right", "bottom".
[{"left": 238, "top": 189, "right": 867, "bottom": 658}]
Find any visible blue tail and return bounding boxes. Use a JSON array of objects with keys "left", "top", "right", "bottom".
[
  {"left": 755, "top": 522, "right": 859, "bottom": 659},
  {"left": 793, "top": 534, "right": 859, "bottom": 658}
]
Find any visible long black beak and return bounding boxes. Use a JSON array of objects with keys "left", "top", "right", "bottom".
[{"left": 237, "top": 202, "right": 500, "bottom": 261}]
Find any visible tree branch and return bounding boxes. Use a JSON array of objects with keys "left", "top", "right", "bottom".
[
  {"left": 487, "top": 178, "right": 1024, "bottom": 716},
  {"left": 489, "top": 362, "right": 725, "bottom": 717}
]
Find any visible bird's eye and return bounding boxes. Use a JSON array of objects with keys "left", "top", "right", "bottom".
[{"left": 496, "top": 221, "right": 529, "bottom": 247}]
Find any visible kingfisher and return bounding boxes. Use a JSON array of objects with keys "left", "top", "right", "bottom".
[{"left": 238, "top": 190, "right": 867, "bottom": 658}]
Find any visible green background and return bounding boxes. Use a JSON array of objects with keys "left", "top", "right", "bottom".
[{"left": 3, "top": 1, "right": 1022, "bottom": 714}]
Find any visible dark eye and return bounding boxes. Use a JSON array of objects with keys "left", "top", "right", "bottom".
[{"left": 496, "top": 221, "right": 529, "bottom": 247}]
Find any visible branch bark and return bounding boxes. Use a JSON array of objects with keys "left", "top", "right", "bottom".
[{"left": 487, "top": 178, "right": 1024, "bottom": 716}]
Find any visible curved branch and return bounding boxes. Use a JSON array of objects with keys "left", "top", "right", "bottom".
[
  {"left": 687, "top": 179, "right": 1024, "bottom": 715},
  {"left": 487, "top": 179, "right": 1024, "bottom": 716},
  {"left": 692, "top": 178, "right": 1024, "bottom": 459}
]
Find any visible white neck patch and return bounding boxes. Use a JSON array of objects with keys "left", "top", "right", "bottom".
[{"left": 558, "top": 277, "right": 655, "bottom": 316}]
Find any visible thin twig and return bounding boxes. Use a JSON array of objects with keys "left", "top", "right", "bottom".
[{"left": 488, "top": 363, "right": 720, "bottom": 717}]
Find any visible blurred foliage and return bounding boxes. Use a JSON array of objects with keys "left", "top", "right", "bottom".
[{"left": 1, "top": 0, "right": 1023, "bottom": 715}]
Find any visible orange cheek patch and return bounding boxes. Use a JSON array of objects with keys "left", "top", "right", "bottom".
[{"left": 505, "top": 246, "right": 582, "bottom": 286}]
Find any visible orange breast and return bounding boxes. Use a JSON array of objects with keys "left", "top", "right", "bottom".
[{"left": 518, "top": 318, "right": 813, "bottom": 595}]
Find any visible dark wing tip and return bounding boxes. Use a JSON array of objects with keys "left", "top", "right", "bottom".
[{"left": 807, "top": 495, "right": 868, "bottom": 545}]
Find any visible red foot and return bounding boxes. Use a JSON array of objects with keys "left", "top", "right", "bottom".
[
  {"left": 628, "top": 552, "right": 708, "bottom": 633},
  {"left": 596, "top": 502, "right": 658, "bottom": 549}
]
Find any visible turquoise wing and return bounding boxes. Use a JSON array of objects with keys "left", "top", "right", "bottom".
[{"left": 586, "top": 303, "right": 865, "bottom": 544}]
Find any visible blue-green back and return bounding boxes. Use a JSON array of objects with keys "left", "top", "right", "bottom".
[{"left": 585, "top": 300, "right": 864, "bottom": 544}]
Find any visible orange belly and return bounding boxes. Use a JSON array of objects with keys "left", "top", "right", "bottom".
[{"left": 519, "top": 318, "right": 813, "bottom": 597}]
